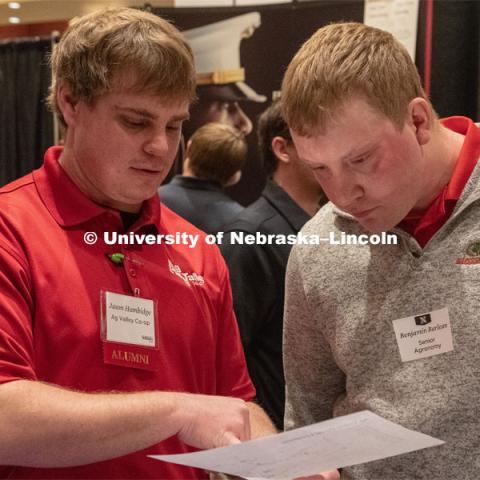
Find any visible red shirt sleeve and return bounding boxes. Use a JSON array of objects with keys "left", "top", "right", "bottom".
[{"left": 0, "top": 238, "right": 36, "bottom": 384}]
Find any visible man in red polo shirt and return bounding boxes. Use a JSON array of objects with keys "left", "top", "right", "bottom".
[
  {"left": 281, "top": 22, "right": 480, "bottom": 479},
  {"left": 0, "top": 7, "right": 278, "bottom": 479}
]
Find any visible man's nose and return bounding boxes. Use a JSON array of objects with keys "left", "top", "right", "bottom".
[
  {"left": 232, "top": 104, "right": 252, "bottom": 135},
  {"left": 144, "top": 131, "right": 169, "bottom": 157},
  {"left": 331, "top": 175, "right": 364, "bottom": 210}
]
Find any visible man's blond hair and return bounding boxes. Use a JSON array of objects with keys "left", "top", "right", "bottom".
[
  {"left": 48, "top": 7, "right": 196, "bottom": 128},
  {"left": 282, "top": 22, "right": 427, "bottom": 136},
  {"left": 187, "top": 123, "right": 247, "bottom": 186}
]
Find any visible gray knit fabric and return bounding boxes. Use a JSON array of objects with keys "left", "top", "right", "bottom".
[{"left": 283, "top": 162, "right": 480, "bottom": 479}]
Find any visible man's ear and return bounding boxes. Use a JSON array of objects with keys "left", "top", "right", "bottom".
[
  {"left": 56, "top": 83, "right": 80, "bottom": 128},
  {"left": 271, "top": 136, "right": 291, "bottom": 164},
  {"left": 224, "top": 170, "right": 242, "bottom": 187},
  {"left": 407, "top": 97, "right": 432, "bottom": 146},
  {"left": 185, "top": 139, "right": 193, "bottom": 154},
  {"left": 182, "top": 156, "right": 192, "bottom": 175}
]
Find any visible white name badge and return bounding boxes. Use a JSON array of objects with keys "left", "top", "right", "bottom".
[
  {"left": 102, "top": 291, "right": 156, "bottom": 347},
  {"left": 392, "top": 307, "right": 453, "bottom": 362}
]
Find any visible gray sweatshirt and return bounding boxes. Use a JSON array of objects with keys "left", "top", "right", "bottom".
[{"left": 283, "top": 161, "right": 480, "bottom": 479}]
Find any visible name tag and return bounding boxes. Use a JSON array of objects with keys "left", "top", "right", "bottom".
[
  {"left": 101, "top": 291, "right": 158, "bottom": 371},
  {"left": 103, "top": 291, "right": 155, "bottom": 347},
  {"left": 392, "top": 307, "right": 454, "bottom": 362}
]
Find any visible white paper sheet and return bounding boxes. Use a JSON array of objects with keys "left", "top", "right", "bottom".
[
  {"left": 364, "top": 0, "right": 420, "bottom": 60},
  {"left": 150, "top": 411, "right": 444, "bottom": 479}
]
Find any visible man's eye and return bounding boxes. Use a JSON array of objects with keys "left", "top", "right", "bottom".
[
  {"left": 167, "top": 124, "right": 182, "bottom": 132},
  {"left": 123, "top": 118, "right": 146, "bottom": 129},
  {"left": 352, "top": 157, "right": 367, "bottom": 165},
  {"left": 227, "top": 103, "right": 238, "bottom": 114}
]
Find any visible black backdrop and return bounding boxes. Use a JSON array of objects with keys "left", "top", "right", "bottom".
[
  {"left": 427, "top": 0, "right": 480, "bottom": 120},
  {"left": 0, "top": 1, "right": 479, "bottom": 193},
  {"left": 0, "top": 37, "right": 53, "bottom": 186}
]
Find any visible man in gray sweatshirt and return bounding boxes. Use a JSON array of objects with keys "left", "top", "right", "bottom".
[{"left": 282, "top": 22, "right": 480, "bottom": 479}]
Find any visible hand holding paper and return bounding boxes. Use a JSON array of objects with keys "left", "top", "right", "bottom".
[
  {"left": 174, "top": 393, "right": 250, "bottom": 449},
  {"left": 151, "top": 411, "right": 443, "bottom": 479}
]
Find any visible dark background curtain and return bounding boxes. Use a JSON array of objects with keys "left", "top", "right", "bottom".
[
  {"left": 0, "top": 38, "right": 53, "bottom": 186},
  {"left": 427, "top": 0, "right": 480, "bottom": 119}
]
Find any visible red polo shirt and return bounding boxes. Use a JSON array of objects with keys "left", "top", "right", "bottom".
[
  {"left": 0, "top": 147, "right": 255, "bottom": 479},
  {"left": 399, "top": 117, "right": 480, "bottom": 246}
]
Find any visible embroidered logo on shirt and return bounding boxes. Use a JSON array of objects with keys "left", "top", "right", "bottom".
[
  {"left": 466, "top": 241, "right": 480, "bottom": 257},
  {"left": 456, "top": 241, "right": 480, "bottom": 265},
  {"left": 168, "top": 259, "right": 205, "bottom": 286}
]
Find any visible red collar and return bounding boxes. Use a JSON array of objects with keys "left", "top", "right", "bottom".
[
  {"left": 33, "top": 146, "right": 161, "bottom": 229},
  {"left": 443, "top": 117, "right": 480, "bottom": 201}
]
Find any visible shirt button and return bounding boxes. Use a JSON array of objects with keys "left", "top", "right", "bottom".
[{"left": 129, "top": 268, "right": 137, "bottom": 277}]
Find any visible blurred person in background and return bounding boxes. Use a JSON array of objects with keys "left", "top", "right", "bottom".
[{"left": 160, "top": 122, "right": 247, "bottom": 234}]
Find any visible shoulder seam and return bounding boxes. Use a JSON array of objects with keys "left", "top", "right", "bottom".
[
  {"left": 0, "top": 241, "right": 30, "bottom": 273},
  {"left": 0, "top": 177, "right": 35, "bottom": 195}
]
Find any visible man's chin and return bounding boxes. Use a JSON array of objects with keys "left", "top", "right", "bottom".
[{"left": 357, "top": 218, "right": 397, "bottom": 234}]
